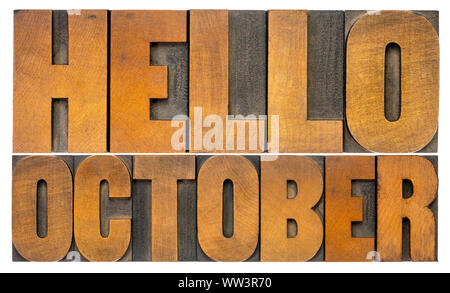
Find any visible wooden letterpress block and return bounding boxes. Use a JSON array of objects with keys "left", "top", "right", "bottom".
[
  {"left": 13, "top": 10, "right": 107, "bottom": 153},
  {"left": 260, "top": 156, "right": 324, "bottom": 261},
  {"left": 12, "top": 156, "right": 73, "bottom": 261},
  {"left": 133, "top": 156, "right": 195, "bottom": 261},
  {"left": 196, "top": 156, "right": 259, "bottom": 261},
  {"left": 110, "top": 11, "right": 187, "bottom": 153},
  {"left": 74, "top": 155, "right": 132, "bottom": 262},
  {"left": 267, "top": 10, "right": 343, "bottom": 153},
  {"left": 189, "top": 10, "right": 266, "bottom": 152},
  {"left": 195, "top": 156, "right": 260, "bottom": 261},
  {"left": 344, "top": 11, "right": 439, "bottom": 153},
  {"left": 325, "top": 156, "right": 375, "bottom": 261},
  {"left": 377, "top": 156, "right": 437, "bottom": 261}
]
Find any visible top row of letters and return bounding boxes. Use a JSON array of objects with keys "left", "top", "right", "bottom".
[{"left": 13, "top": 10, "right": 439, "bottom": 153}]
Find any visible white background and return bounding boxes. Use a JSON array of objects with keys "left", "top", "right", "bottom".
[{"left": 0, "top": 0, "right": 448, "bottom": 273}]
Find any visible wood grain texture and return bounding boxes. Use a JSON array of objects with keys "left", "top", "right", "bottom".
[
  {"left": 12, "top": 156, "right": 73, "bottom": 261},
  {"left": 149, "top": 43, "right": 188, "bottom": 120},
  {"left": 307, "top": 11, "right": 344, "bottom": 120},
  {"left": 52, "top": 10, "right": 68, "bottom": 65},
  {"left": 267, "top": 10, "right": 342, "bottom": 153},
  {"left": 195, "top": 156, "right": 260, "bottom": 261},
  {"left": 133, "top": 156, "right": 195, "bottom": 261},
  {"left": 51, "top": 98, "right": 68, "bottom": 152},
  {"left": 51, "top": 11, "right": 69, "bottom": 152},
  {"left": 110, "top": 11, "right": 187, "bottom": 153},
  {"left": 261, "top": 156, "right": 323, "bottom": 261},
  {"left": 131, "top": 178, "right": 151, "bottom": 261},
  {"left": 73, "top": 156, "right": 132, "bottom": 262},
  {"left": 14, "top": 10, "right": 107, "bottom": 153},
  {"left": 377, "top": 156, "right": 437, "bottom": 261},
  {"left": 346, "top": 11, "right": 439, "bottom": 153},
  {"left": 325, "top": 156, "right": 375, "bottom": 261},
  {"left": 229, "top": 10, "right": 267, "bottom": 117},
  {"left": 343, "top": 11, "right": 439, "bottom": 153},
  {"left": 197, "top": 156, "right": 259, "bottom": 261},
  {"left": 408, "top": 11, "right": 438, "bottom": 154},
  {"left": 190, "top": 10, "right": 264, "bottom": 153},
  {"left": 177, "top": 180, "right": 198, "bottom": 261},
  {"left": 74, "top": 155, "right": 131, "bottom": 261},
  {"left": 351, "top": 180, "right": 376, "bottom": 239}
]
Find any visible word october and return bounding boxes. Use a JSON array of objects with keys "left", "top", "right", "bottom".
[{"left": 12, "top": 155, "right": 437, "bottom": 262}]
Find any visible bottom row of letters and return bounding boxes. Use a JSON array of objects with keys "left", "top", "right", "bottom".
[{"left": 12, "top": 155, "right": 438, "bottom": 262}]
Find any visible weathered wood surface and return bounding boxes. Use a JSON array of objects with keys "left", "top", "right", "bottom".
[
  {"left": 51, "top": 11, "right": 69, "bottom": 152},
  {"left": 13, "top": 156, "right": 77, "bottom": 262},
  {"left": 149, "top": 43, "right": 188, "bottom": 120},
  {"left": 377, "top": 156, "right": 437, "bottom": 261},
  {"left": 197, "top": 156, "right": 259, "bottom": 261},
  {"left": 131, "top": 178, "right": 151, "bottom": 261},
  {"left": 261, "top": 156, "right": 324, "bottom": 261},
  {"left": 195, "top": 156, "right": 260, "bottom": 261},
  {"left": 344, "top": 10, "right": 439, "bottom": 153},
  {"left": 190, "top": 10, "right": 264, "bottom": 152},
  {"left": 12, "top": 156, "right": 73, "bottom": 261},
  {"left": 133, "top": 156, "right": 195, "bottom": 261},
  {"left": 110, "top": 10, "right": 187, "bottom": 153},
  {"left": 325, "top": 156, "right": 375, "bottom": 261},
  {"left": 267, "top": 10, "right": 343, "bottom": 153},
  {"left": 12, "top": 154, "right": 439, "bottom": 262},
  {"left": 307, "top": 11, "right": 344, "bottom": 120},
  {"left": 229, "top": 11, "right": 267, "bottom": 117},
  {"left": 177, "top": 180, "right": 198, "bottom": 261},
  {"left": 351, "top": 180, "right": 376, "bottom": 239},
  {"left": 14, "top": 10, "right": 108, "bottom": 153},
  {"left": 74, "top": 155, "right": 132, "bottom": 261},
  {"left": 12, "top": 8, "right": 440, "bottom": 262}
]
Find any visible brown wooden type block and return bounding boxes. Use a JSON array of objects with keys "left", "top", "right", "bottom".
[
  {"left": 72, "top": 156, "right": 133, "bottom": 262},
  {"left": 132, "top": 170, "right": 197, "bottom": 262},
  {"left": 195, "top": 156, "right": 260, "bottom": 262},
  {"left": 12, "top": 156, "right": 73, "bottom": 261},
  {"left": 261, "top": 156, "right": 324, "bottom": 261},
  {"left": 189, "top": 10, "right": 265, "bottom": 153},
  {"left": 14, "top": 10, "right": 107, "bottom": 153},
  {"left": 74, "top": 155, "right": 132, "bottom": 261},
  {"left": 133, "top": 156, "right": 195, "bottom": 261},
  {"left": 12, "top": 156, "right": 78, "bottom": 262},
  {"left": 325, "top": 156, "right": 375, "bottom": 262},
  {"left": 267, "top": 10, "right": 343, "bottom": 153},
  {"left": 345, "top": 11, "right": 439, "bottom": 153},
  {"left": 197, "top": 156, "right": 259, "bottom": 261},
  {"left": 110, "top": 11, "right": 187, "bottom": 153},
  {"left": 377, "top": 156, "right": 437, "bottom": 261}
]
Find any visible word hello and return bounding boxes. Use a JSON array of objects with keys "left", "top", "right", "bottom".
[
  {"left": 13, "top": 10, "right": 439, "bottom": 154},
  {"left": 12, "top": 155, "right": 437, "bottom": 262}
]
